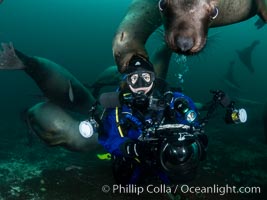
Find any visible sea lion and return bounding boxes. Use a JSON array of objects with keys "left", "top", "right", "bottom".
[
  {"left": 160, "top": 0, "right": 267, "bottom": 55},
  {"left": 26, "top": 102, "right": 99, "bottom": 151},
  {"left": 112, "top": 0, "right": 161, "bottom": 73},
  {"left": 255, "top": 17, "right": 266, "bottom": 29},
  {"left": 88, "top": 65, "right": 122, "bottom": 97},
  {"left": 0, "top": 43, "right": 101, "bottom": 151},
  {"left": 113, "top": 0, "right": 267, "bottom": 72},
  {"left": 0, "top": 43, "right": 96, "bottom": 114},
  {"left": 223, "top": 61, "right": 241, "bottom": 92},
  {"left": 236, "top": 40, "right": 260, "bottom": 74}
]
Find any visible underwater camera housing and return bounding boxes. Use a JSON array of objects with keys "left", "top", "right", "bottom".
[{"left": 141, "top": 124, "right": 206, "bottom": 182}]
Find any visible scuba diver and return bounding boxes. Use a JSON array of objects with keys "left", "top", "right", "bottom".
[
  {"left": 0, "top": 43, "right": 247, "bottom": 185},
  {"left": 98, "top": 56, "right": 248, "bottom": 185},
  {"left": 98, "top": 55, "right": 208, "bottom": 184}
]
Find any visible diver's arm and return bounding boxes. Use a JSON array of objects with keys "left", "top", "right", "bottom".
[
  {"left": 99, "top": 109, "right": 128, "bottom": 156},
  {"left": 99, "top": 109, "right": 133, "bottom": 156}
]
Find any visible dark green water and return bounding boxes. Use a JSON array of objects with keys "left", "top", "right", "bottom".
[{"left": 0, "top": 0, "right": 267, "bottom": 199}]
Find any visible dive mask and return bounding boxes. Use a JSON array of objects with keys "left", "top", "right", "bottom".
[{"left": 126, "top": 70, "right": 155, "bottom": 94}]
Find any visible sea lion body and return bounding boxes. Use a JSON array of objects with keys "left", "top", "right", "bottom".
[
  {"left": 0, "top": 44, "right": 101, "bottom": 151},
  {"left": 235, "top": 40, "right": 260, "bottom": 74},
  {"left": 15, "top": 51, "right": 96, "bottom": 114},
  {"left": 26, "top": 102, "right": 99, "bottom": 151},
  {"left": 1, "top": 44, "right": 95, "bottom": 114},
  {"left": 113, "top": 0, "right": 267, "bottom": 72},
  {"left": 161, "top": 0, "right": 267, "bottom": 54},
  {"left": 89, "top": 65, "right": 122, "bottom": 97},
  {"left": 112, "top": 0, "right": 161, "bottom": 73}
]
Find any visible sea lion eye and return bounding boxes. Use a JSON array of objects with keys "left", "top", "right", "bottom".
[
  {"left": 210, "top": 7, "right": 219, "bottom": 20},
  {"left": 158, "top": 0, "right": 167, "bottom": 12}
]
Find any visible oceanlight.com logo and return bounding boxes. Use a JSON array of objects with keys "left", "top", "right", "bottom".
[
  {"left": 101, "top": 184, "right": 261, "bottom": 196},
  {"left": 177, "top": 184, "right": 261, "bottom": 196}
]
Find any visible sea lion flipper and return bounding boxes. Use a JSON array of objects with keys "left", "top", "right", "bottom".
[
  {"left": 68, "top": 80, "right": 74, "bottom": 103},
  {"left": 236, "top": 40, "right": 259, "bottom": 74},
  {"left": 0, "top": 42, "right": 26, "bottom": 70},
  {"left": 254, "top": 18, "right": 265, "bottom": 29},
  {"left": 256, "top": 0, "right": 267, "bottom": 22}
]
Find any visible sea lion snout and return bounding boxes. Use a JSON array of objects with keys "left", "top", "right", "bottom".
[
  {"left": 160, "top": 0, "right": 217, "bottom": 54},
  {"left": 176, "top": 36, "right": 194, "bottom": 52},
  {"left": 164, "top": 20, "right": 207, "bottom": 54}
]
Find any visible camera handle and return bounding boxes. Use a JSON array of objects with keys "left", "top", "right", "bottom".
[
  {"left": 200, "top": 90, "right": 231, "bottom": 125},
  {"left": 88, "top": 101, "right": 101, "bottom": 129},
  {"left": 201, "top": 89, "right": 247, "bottom": 125},
  {"left": 88, "top": 101, "right": 99, "bottom": 117}
]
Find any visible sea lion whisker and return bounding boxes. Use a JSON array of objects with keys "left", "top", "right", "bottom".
[{"left": 204, "top": 31, "right": 223, "bottom": 54}]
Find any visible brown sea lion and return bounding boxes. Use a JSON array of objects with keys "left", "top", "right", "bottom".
[
  {"left": 160, "top": 0, "right": 267, "bottom": 55},
  {"left": 112, "top": 0, "right": 161, "bottom": 73},
  {"left": 87, "top": 65, "right": 122, "bottom": 97},
  {"left": 0, "top": 43, "right": 101, "bottom": 151},
  {"left": 0, "top": 43, "right": 96, "bottom": 115},
  {"left": 113, "top": 0, "right": 267, "bottom": 72},
  {"left": 223, "top": 61, "right": 242, "bottom": 92},
  {"left": 236, "top": 40, "right": 260, "bottom": 74}
]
